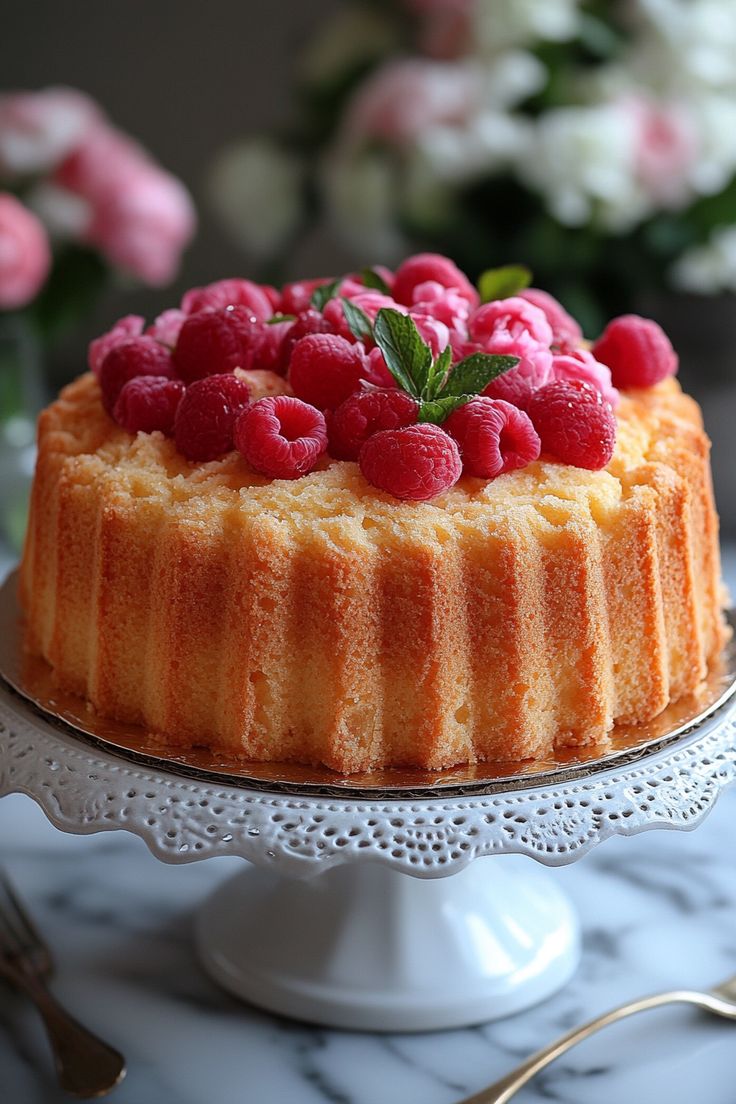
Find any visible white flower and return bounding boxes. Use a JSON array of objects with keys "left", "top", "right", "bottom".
[
  {"left": 208, "top": 139, "right": 303, "bottom": 258},
  {"left": 685, "top": 94, "right": 736, "bottom": 196},
  {"left": 671, "top": 226, "right": 736, "bottom": 294},
  {"left": 638, "top": 0, "right": 736, "bottom": 90},
  {"left": 25, "top": 181, "right": 91, "bottom": 239},
  {"left": 519, "top": 105, "right": 650, "bottom": 230},
  {"left": 470, "top": 0, "right": 581, "bottom": 54},
  {"left": 321, "top": 149, "right": 405, "bottom": 261}
]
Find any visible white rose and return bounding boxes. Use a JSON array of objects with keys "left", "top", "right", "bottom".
[{"left": 208, "top": 139, "right": 303, "bottom": 258}]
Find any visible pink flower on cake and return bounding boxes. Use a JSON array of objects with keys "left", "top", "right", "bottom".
[
  {"left": 519, "top": 287, "right": 582, "bottom": 350},
  {"left": 393, "top": 252, "right": 479, "bottom": 309},
  {"left": 466, "top": 297, "right": 554, "bottom": 408},
  {"left": 551, "top": 349, "right": 619, "bottom": 408},
  {"left": 87, "top": 315, "right": 145, "bottom": 376},
  {"left": 0, "top": 193, "right": 51, "bottom": 309}
]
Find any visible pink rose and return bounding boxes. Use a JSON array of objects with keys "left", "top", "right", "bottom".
[
  {"left": 0, "top": 193, "right": 51, "bottom": 309},
  {"left": 0, "top": 87, "right": 100, "bottom": 176},
  {"left": 87, "top": 315, "right": 145, "bottom": 375},
  {"left": 54, "top": 124, "right": 146, "bottom": 200},
  {"left": 323, "top": 290, "right": 405, "bottom": 339},
  {"left": 519, "top": 288, "right": 582, "bottom": 350},
  {"left": 410, "top": 284, "right": 472, "bottom": 332},
  {"left": 146, "top": 309, "right": 187, "bottom": 348},
  {"left": 343, "top": 60, "right": 481, "bottom": 147},
  {"left": 409, "top": 311, "right": 451, "bottom": 356},
  {"left": 552, "top": 350, "right": 619, "bottom": 408},
  {"left": 181, "top": 277, "right": 272, "bottom": 320},
  {"left": 625, "top": 97, "right": 698, "bottom": 205},
  {"left": 466, "top": 298, "right": 554, "bottom": 408},
  {"left": 394, "top": 253, "right": 479, "bottom": 310}
]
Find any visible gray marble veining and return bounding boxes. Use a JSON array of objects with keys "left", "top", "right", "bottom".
[{"left": 1, "top": 550, "right": 736, "bottom": 1103}]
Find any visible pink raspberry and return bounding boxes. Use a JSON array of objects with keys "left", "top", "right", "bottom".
[
  {"left": 235, "top": 395, "right": 327, "bottom": 479},
  {"left": 445, "top": 398, "right": 540, "bottom": 479},
  {"left": 99, "top": 337, "right": 176, "bottom": 415},
  {"left": 146, "top": 308, "right": 187, "bottom": 348},
  {"left": 113, "top": 376, "right": 185, "bottom": 435},
  {"left": 181, "top": 277, "right": 273, "bottom": 321},
  {"left": 591, "top": 314, "right": 678, "bottom": 389},
  {"left": 279, "top": 278, "right": 332, "bottom": 316},
  {"left": 288, "top": 333, "right": 369, "bottom": 411},
  {"left": 174, "top": 373, "right": 251, "bottom": 462},
  {"left": 527, "top": 379, "right": 616, "bottom": 471},
  {"left": 551, "top": 349, "right": 619, "bottom": 408},
  {"left": 88, "top": 314, "right": 144, "bottom": 376},
  {"left": 329, "top": 389, "right": 419, "bottom": 461},
  {"left": 174, "top": 306, "right": 258, "bottom": 383},
  {"left": 392, "top": 253, "right": 478, "bottom": 309},
  {"left": 276, "top": 309, "right": 334, "bottom": 375},
  {"left": 365, "top": 346, "right": 398, "bottom": 389},
  {"left": 519, "top": 288, "right": 582, "bottom": 350},
  {"left": 249, "top": 319, "right": 294, "bottom": 373},
  {"left": 359, "top": 424, "right": 462, "bottom": 501}
]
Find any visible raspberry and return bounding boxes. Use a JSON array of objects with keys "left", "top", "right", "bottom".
[
  {"left": 279, "top": 279, "right": 331, "bottom": 316},
  {"left": 88, "top": 315, "right": 144, "bottom": 376},
  {"left": 329, "top": 389, "right": 418, "bottom": 461},
  {"left": 288, "top": 333, "right": 369, "bottom": 411},
  {"left": 174, "top": 306, "right": 259, "bottom": 383},
  {"left": 359, "top": 424, "right": 462, "bottom": 501},
  {"left": 181, "top": 278, "right": 273, "bottom": 321},
  {"left": 147, "top": 308, "right": 186, "bottom": 348},
  {"left": 591, "top": 314, "right": 677, "bottom": 389},
  {"left": 235, "top": 395, "right": 327, "bottom": 479},
  {"left": 250, "top": 319, "right": 293, "bottom": 374},
  {"left": 174, "top": 374, "right": 251, "bottom": 462},
  {"left": 392, "top": 253, "right": 478, "bottom": 309},
  {"left": 445, "top": 398, "right": 540, "bottom": 478},
  {"left": 276, "top": 309, "right": 334, "bottom": 375},
  {"left": 527, "top": 379, "right": 616, "bottom": 471},
  {"left": 519, "top": 288, "right": 582, "bottom": 350},
  {"left": 113, "top": 376, "right": 185, "bottom": 435},
  {"left": 99, "top": 337, "right": 176, "bottom": 415}
]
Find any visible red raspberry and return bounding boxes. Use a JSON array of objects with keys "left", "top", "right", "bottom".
[
  {"left": 288, "top": 333, "right": 369, "bottom": 411},
  {"left": 445, "top": 398, "right": 540, "bottom": 479},
  {"left": 591, "top": 314, "right": 678, "bottom": 389},
  {"left": 392, "top": 253, "right": 478, "bottom": 309},
  {"left": 99, "top": 337, "right": 176, "bottom": 415},
  {"left": 181, "top": 278, "right": 273, "bottom": 320},
  {"left": 250, "top": 319, "right": 293, "bottom": 373},
  {"left": 329, "top": 389, "right": 419, "bottom": 461},
  {"left": 174, "top": 374, "right": 251, "bottom": 462},
  {"left": 174, "top": 306, "right": 258, "bottom": 383},
  {"left": 359, "top": 424, "right": 462, "bottom": 501},
  {"left": 276, "top": 309, "right": 334, "bottom": 375},
  {"left": 113, "top": 376, "right": 185, "bottom": 435},
  {"left": 235, "top": 395, "right": 327, "bottom": 479},
  {"left": 279, "top": 279, "right": 331, "bottom": 316},
  {"left": 527, "top": 379, "right": 616, "bottom": 470}
]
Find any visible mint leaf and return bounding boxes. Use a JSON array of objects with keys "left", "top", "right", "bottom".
[
  {"left": 311, "top": 279, "right": 341, "bottom": 310},
  {"left": 266, "top": 313, "right": 296, "bottom": 324},
  {"left": 478, "top": 265, "right": 532, "bottom": 303},
  {"left": 373, "top": 309, "right": 432, "bottom": 397},
  {"left": 425, "top": 345, "right": 452, "bottom": 400},
  {"left": 418, "top": 395, "right": 474, "bottom": 424},
  {"left": 361, "top": 266, "right": 390, "bottom": 293},
  {"left": 440, "top": 353, "right": 518, "bottom": 397},
  {"left": 341, "top": 298, "right": 374, "bottom": 343}
]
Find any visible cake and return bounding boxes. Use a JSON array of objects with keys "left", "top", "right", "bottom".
[{"left": 19, "top": 256, "right": 727, "bottom": 773}]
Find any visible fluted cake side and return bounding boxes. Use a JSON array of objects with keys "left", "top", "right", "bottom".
[{"left": 19, "top": 371, "right": 726, "bottom": 773}]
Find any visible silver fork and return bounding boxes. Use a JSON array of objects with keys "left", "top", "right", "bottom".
[
  {"left": 459, "top": 974, "right": 736, "bottom": 1104},
  {"left": 0, "top": 870, "right": 126, "bottom": 1098}
]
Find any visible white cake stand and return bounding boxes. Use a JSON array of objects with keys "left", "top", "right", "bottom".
[{"left": 3, "top": 676, "right": 736, "bottom": 1032}]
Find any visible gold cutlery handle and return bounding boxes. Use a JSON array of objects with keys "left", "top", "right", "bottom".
[
  {"left": 461, "top": 990, "right": 714, "bottom": 1104},
  {"left": 12, "top": 969, "right": 126, "bottom": 1098}
]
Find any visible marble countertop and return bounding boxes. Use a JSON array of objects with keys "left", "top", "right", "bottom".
[{"left": 2, "top": 551, "right": 736, "bottom": 1104}]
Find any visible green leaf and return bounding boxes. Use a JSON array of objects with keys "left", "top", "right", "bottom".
[
  {"left": 266, "top": 313, "right": 296, "bottom": 324},
  {"left": 440, "top": 353, "right": 518, "bottom": 398},
  {"left": 478, "top": 265, "right": 532, "bottom": 303},
  {"left": 373, "top": 308, "right": 432, "bottom": 398},
  {"left": 341, "top": 298, "right": 374, "bottom": 342},
  {"left": 418, "top": 395, "right": 474, "bottom": 424},
  {"left": 310, "top": 278, "right": 341, "bottom": 310},
  {"left": 360, "top": 266, "right": 390, "bottom": 293},
  {"left": 425, "top": 345, "right": 452, "bottom": 400}
]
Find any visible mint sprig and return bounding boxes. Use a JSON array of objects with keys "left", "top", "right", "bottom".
[
  {"left": 360, "top": 266, "right": 390, "bottom": 293},
  {"left": 342, "top": 298, "right": 374, "bottom": 343},
  {"left": 372, "top": 308, "right": 518, "bottom": 425},
  {"left": 310, "top": 279, "right": 341, "bottom": 311},
  {"left": 478, "top": 264, "right": 532, "bottom": 303}
]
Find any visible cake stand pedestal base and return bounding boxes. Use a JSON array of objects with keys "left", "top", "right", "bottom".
[{"left": 195, "top": 856, "right": 580, "bottom": 1031}]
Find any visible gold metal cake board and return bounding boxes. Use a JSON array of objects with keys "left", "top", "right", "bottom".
[{"left": 2, "top": 570, "right": 734, "bottom": 799}]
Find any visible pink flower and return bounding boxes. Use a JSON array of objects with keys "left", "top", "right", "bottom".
[
  {"left": 323, "top": 290, "right": 405, "bottom": 339},
  {"left": 394, "top": 253, "right": 479, "bottom": 310},
  {"left": 467, "top": 297, "right": 554, "bottom": 408},
  {"left": 410, "top": 283, "right": 472, "bottom": 332},
  {"left": 0, "top": 87, "right": 100, "bottom": 176},
  {"left": 626, "top": 97, "right": 698, "bottom": 205},
  {"left": 343, "top": 59, "right": 481, "bottom": 147},
  {"left": 410, "top": 312, "right": 451, "bottom": 357},
  {"left": 146, "top": 308, "right": 187, "bottom": 348},
  {"left": 181, "top": 277, "right": 273, "bottom": 320},
  {"left": 87, "top": 315, "right": 145, "bottom": 375},
  {"left": 0, "top": 194, "right": 51, "bottom": 309},
  {"left": 519, "top": 288, "right": 582, "bottom": 350},
  {"left": 551, "top": 350, "right": 619, "bottom": 408}
]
